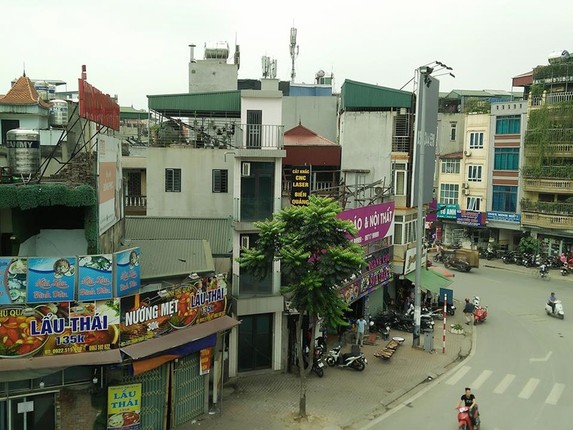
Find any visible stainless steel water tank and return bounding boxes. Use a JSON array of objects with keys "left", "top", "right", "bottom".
[
  {"left": 49, "top": 99, "right": 69, "bottom": 127},
  {"left": 6, "top": 129, "right": 41, "bottom": 175}
]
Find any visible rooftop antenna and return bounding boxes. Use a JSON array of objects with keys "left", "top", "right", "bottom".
[
  {"left": 289, "top": 26, "right": 299, "bottom": 83},
  {"left": 23, "top": 61, "right": 26, "bottom": 77}
]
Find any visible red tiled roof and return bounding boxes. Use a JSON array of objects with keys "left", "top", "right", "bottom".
[
  {"left": 0, "top": 75, "right": 50, "bottom": 108},
  {"left": 284, "top": 124, "right": 338, "bottom": 146}
]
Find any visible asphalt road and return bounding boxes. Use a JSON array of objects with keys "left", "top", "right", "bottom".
[{"left": 360, "top": 263, "right": 573, "bottom": 429}]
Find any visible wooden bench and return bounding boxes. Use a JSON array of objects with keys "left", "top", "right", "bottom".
[{"left": 374, "top": 339, "right": 401, "bottom": 360}]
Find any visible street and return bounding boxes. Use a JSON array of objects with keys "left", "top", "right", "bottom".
[{"left": 360, "top": 263, "right": 573, "bottom": 429}]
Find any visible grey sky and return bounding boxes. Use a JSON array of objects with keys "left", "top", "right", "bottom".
[{"left": 2, "top": 0, "right": 572, "bottom": 110}]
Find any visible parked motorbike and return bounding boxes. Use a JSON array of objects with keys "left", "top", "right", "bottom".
[
  {"left": 545, "top": 300, "right": 564, "bottom": 319},
  {"left": 472, "top": 296, "right": 488, "bottom": 325},
  {"left": 561, "top": 264, "right": 572, "bottom": 276},
  {"left": 444, "top": 255, "right": 471, "bottom": 272},
  {"left": 325, "top": 345, "right": 367, "bottom": 371},
  {"left": 456, "top": 406, "right": 480, "bottom": 430},
  {"left": 501, "top": 251, "right": 516, "bottom": 264},
  {"left": 479, "top": 248, "right": 497, "bottom": 260},
  {"left": 434, "top": 302, "right": 456, "bottom": 316},
  {"left": 311, "top": 344, "right": 326, "bottom": 377}
]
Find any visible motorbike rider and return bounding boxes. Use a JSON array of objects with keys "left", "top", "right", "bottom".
[
  {"left": 458, "top": 387, "right": 478, "bottom": 427},
  {"left": 463, "top": 298, "right": 475, "bottom": 325},
  {"left": 548, "top": 292, "right": 557, "bottom": 314}
]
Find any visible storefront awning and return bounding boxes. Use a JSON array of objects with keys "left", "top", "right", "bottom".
[
  {"left": 121, "top": 315, "right": 240, "bottom": 360},
  {"left": 405, "top": 268, "right": 453, "bottom": 294},
  {"left": 0, "top": 349, "right": 122, "bottom": 371}
]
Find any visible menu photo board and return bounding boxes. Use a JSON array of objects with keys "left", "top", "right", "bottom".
[
  {"left": 115, "top": 248, "right": 141, "bottom": 297},
  {"left": 0, "top": 299, "right": 120, "bottom": 359},
  {"left": 0, "top": 257, "right": 28, "bottom": 304},
  {"left": 78, "top": 254, "right": 113, "bottom": 301},
  {"left": 107, "top": 383, "right": 142, "bottom": 429},
  {"left": 26, "top": 257, "right": 77, "bottom": 303}
]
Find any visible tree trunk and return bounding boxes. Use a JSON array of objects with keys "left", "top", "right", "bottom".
[{"left": 296, "top": 313, "right": 307, "bottom": 418}]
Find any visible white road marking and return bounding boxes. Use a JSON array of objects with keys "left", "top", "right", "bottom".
[
  {"left": 518, "top": 378, "right": 540, "bottom": 399},
  {"left": 529, "top": 351, "right": 552, "bottom": 363},
  {"left": 446, "top": 365, "right": 471, "bottom": 386},
  {"left": 493, "top": 374, "right": 516, "bottom": 394},
  {"left": 545, "top": 383, "right": 565, "bottom": 405},
  {"left": 471, "top": 369, "right": 493, "bottom": 390}
]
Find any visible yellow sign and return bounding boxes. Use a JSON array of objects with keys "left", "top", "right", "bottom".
[{"left": 107, "top": 383, "right": 142, "bottom": 429}]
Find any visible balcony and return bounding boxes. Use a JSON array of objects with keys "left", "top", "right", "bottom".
[
  {"left": 522, "top": 165, "right": 573, "bottom": 181},
  {"left": 524, "top": 128, "right": 573, "bottom": 158},
  {"left": 125, "top": 195, "right": 147, "bottom": 215},
  {"left": 521, "top": 212, "right": 573, "bottom": 230},
  {"left": 522, "top": 178, "right": 573, "bottom": 194}
]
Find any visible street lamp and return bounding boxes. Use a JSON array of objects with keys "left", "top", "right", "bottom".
[{"left": 412, "top": 61, "right": 453, "bottom": 348}]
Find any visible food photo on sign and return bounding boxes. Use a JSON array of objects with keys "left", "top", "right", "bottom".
[{"left": 1, "top": 257, "right": 28, "bottom": 304}]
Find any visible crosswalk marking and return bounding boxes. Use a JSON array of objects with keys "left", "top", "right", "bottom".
[
  {"left": 471, "top": 370, "right": 493, "bottom": 390},
  {"left": 545, "top": 383, "right": 565, "bottom": 405},
  {"left": 446, "top": 366, "right": 471, "bottom": 386},
  {"left": 518, "top": 378, "right": 540, "bottom": 399},
  {"left": 493, "top": 374, "right": 516, "bottom": 394}
]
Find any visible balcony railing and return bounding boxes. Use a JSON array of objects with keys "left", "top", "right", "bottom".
[
  {"left": 152, "top": 123, "right": 284, "bottom": 150},
  {"left": 523, "top": 178, "right": 573, "bottom": 193},
  {"left": 522, "top": 165, "right": 573, "bottom": 180},
  {"left": 521, "top": 212, "right": 573, "bottom": 230},
  {"left": 525, "top": 143, "right": 573, "bottom": 157},
  {"left": 521, "top": 199, "right": 573, "bottom": 215},
  {"left": 392, "top": 136, "right": 411, "bottom": 153},
  {"left": 531, "top": 91, "right": 573, "bottom": 107},
  {"left": 125, "top": 195, "right": 147, "bottom": 208}
]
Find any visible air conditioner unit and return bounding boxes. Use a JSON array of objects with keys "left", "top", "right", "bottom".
[
  {"left": 462, "top": 183, "right": 469, "bottom": 189},
  {"left": 241, "top": 162, "right": 251, "bottom": 177},
  {"left": 240, "top": 236, "right": 250, "bottom": 249},
  {"left": 463, "top": 189, "right": 470, "bottom": 195},
  {"left": 464, "top": 150, "right": 472, "bottom": 157}
]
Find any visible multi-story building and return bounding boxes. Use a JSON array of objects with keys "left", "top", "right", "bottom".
[{"left": 517, "top": 52, "right": 573, "bottom": 254}]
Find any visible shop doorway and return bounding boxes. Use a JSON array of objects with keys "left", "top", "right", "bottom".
[
  {"left": 237, "top": 313, "right": 273, "bottom": 371},
  {"left": 0, "top": 393, "right": 56, "bottom": 430}
]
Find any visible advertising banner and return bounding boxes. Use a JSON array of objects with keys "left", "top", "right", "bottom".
[
  {"left": 115, "top": 248, "right": 141, "bottom": 298},
  {"left": 290, "top": 166, "right": 311, "bottom": 206},
  {"left": 437, "top": 204, "right": 459, "bottom": 220},
  {"left": 456, "top": 210, "right": 486, "bottom": 227},
  {"left": 0, "top": 299, "right": 120, "bottom": 358},
  {"left": 26, "top": 257, "right": 77, "bottom": 303},
  {"left": 403, "top": 247, "right": 428, "bottom": 275},
  {"left": 200, "top": 348, "right": 212, "bottom": 375},
  {"left": 339, "top": 248, "right": 391, "bottom": 304},
  {"left": 338, "top": 202, "right": 395, "bottom": 246},
  {"left": 107, "top": 383, "right": 142, "bottom": 430},
  {"left": 78, "top": 254, "right": 113, "bottom": 301},
  {"left": 486, "top": 211, "right": 521, "bottom": 223},
  {"left": 119, "top": 275, "right": 227, "bottom": 347},
  {"left": 98, "top": 135, "right": 123, "bottom": 234},
  {"left": 1, "top": 257, "right": 27, "bottom": 304}
]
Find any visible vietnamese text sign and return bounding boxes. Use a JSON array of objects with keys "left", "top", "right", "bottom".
[
  {"left": 290, "top": 166, "right": 311, "bottom": 206},
  {"left": 107, "top": 383, "right": 141, "bottom": 429},
  {"left": 338, "top": 202, "right": 395, "bottom": 245},
  {"left": 456, "top": 210, "right": 486, "bottom": 227},
  {"left": 26, "top": 257, "right": 77, "bottom": 303},
  {"left": 78, "top": 254, "right": 113, "bottom": 301},
  {"left": 115, "top": 248, "right": 141, "bottom": 297},
  {"left": 437, "top": 204, "right": 459, "bottom": 219},
  {"left": 486, "top": 211, "right": 521, "bottom": 223}
]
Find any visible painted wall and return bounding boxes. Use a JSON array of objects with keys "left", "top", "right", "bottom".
[{"left": 282, "top": 96, "right": 338, "bottom": 142}]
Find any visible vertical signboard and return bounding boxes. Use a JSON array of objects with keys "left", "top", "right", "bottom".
[
  {"left": 115, "top": 248, "right": 141, "bottom": 298},
  {"left": 98, "top": 135, "right": 123, "bottom": 234},
  {"left": 290, "top": 166, "right": 311, "bottom": 206},
  {"left": 78, "top": 254, "right": 113, "bottom": 301},
  {"left": 410, "top": 73, "right": 440, "bottom": 207},
  {"left": 107, "top": 383, "right": 142, "bottom": 429}
]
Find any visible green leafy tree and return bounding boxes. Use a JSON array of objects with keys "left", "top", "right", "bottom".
[
  {"left": 238, "top": 196, "right": 365, "bottom": 419},
  {"left": 517, "top": 236, "right": 541, "bottom": 255}
]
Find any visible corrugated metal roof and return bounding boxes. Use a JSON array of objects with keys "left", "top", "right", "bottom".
[
  {"left": 147, "top": 91, "right": 241, "bottom": 118},
  {"left": 125, "top": 217, "right": 232, "bottom": 255},
  {"left": 120, "top": 106, "right": 148, "bottom": 119},
  {"left": 120, "top": 239, "right": 214, "bottom": 280},
  {"left": 340, "top": 79, "right": 412, "bottom": 111}
]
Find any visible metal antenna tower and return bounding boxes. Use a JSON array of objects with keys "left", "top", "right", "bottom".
[{"left": 289, "top": 27, "right": 299, "bottom": 83}]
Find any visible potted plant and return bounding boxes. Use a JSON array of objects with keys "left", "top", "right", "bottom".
[{"left": 450, "top": 323, "right": 464, "bottom": 334}]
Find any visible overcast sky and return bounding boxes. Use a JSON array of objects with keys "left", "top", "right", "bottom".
[{"left": 2, "top": 1, "right": 572, "bottom": 110}]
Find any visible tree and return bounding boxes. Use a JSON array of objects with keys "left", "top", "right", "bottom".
[
  {"left": 238, "top": 196, "right": 366, "bottom": 419},
  {"left": 517, "top": 236, "right": 541, "bottom": 255}
]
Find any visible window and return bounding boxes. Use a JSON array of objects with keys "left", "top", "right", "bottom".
[
  {"left": 392, "top": 162, "right": 407, "bottom": 196},
  {"left": 393, "top": 215, "right": 417, "bottom": 245},
  {"left": 469, "top": 132, "right": 484, "bottom": 149},
  {"left": 439, "top": 183, "right": 459, "bottom": 205},
  {"left": 441, "top": 159, "right": 460, "bottom": 174},
  {"left": 212, "top": 169, "right": 228, "bottom": 193},
  {"left": 494, "top": 148, "right": 520, "bottom": 170},
  {"left": 467, "top": 165, "right": 482, "bottom": 182},
  {"left": 450, "top": 122, "right": 457, "bottom": 141},
  {"left": 466, "top": 196, "right": 481, "bottom": 211},
  {"left": 496, "top": 115, "right": 521, "bottom": 134},
  {"left": 165, "top": 168, "right": 181, "bottom": 192},
  {"left": 492, "top": 185, "right": 517, "bottom": 212}
]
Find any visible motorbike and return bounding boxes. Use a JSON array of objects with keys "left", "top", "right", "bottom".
[
  {"left": 472, "top": 296, "right": 488, "bottom": 325},
  {"left": 545, "top": 300, "right": 564, "bottom": 319},
  {"left": 456, "top": 406, "right": 480, "bottom": 430},
  {"left": 444, "top": 255, "right": 471, "bottom": 272},
  {"left": 311, "top": 344, "right": 326, "bottom": 377},
  {"left": 501, "top": 250, "right": 518, "bottom": 264},
  {"left": 561, "top": 264, "right": 572, "bottom": 276},
  {"left": 434, "top": 302, "right": 456, "bottom": 316},
  {"left": 325, "top": 345, "right": 367, "bottom": 371}
]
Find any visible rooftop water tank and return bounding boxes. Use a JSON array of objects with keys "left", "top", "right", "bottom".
[
  {"left": 34, "top": 81, "right": 50, "bottom": 101},
  {"left": 204, "top": 41, "right": 229, "bottom": 60},
  {"left": 6, "top": 129, "right": 41, "bottom": 175},
  {"left": 49, "top": 99, "right": 69, "bottom": 127}
]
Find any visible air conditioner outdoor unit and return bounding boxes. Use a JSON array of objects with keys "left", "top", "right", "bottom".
[
  {"left": 462, "top": 183, "right": 469, "bottom": 189},
  {"left": 464, "top": 150, "right": 472, "bottom": 157},
  {"left": 240, "top": 236, "right": 250, "bottom": 249},
  {"left": 463, "top": 189, "right": 470, "bottom": 195},
  {"left": 241, "top": 162, "right": 251, "bottom": 177}
]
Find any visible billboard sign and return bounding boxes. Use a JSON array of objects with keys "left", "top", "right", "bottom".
[
  {"left": 456, "top": 210, "right": 486, "bottom": 227},
  {"left": 403, "top": 246, "right": 428, "bottom": 275},
  {"left": 338, "top": 202, "right": 395, "bottom": 245},
  {"left": 290, "top": 166, "right": 311, "bottom": 206},
  {"left": 78, "top": 78, "right": 120, "bottom": 131},
  {"left": 486, "top": 211, "right": 521, "bottom": 224},
  {"left": 98, "top": 135, "right": 123, "bottom": 234},
  {"left": 437, "top": 204, "right": 459, "bottom": 219}
]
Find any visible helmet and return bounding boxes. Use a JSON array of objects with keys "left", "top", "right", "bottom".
[{"left": 465, "top": 298, "right": 469, "bottom": 302}]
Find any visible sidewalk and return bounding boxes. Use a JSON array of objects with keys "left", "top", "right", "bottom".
[{"left": 177, "top": 308, "right": 472, "bottom": 430}]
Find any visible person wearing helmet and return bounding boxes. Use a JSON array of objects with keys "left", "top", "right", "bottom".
[{"left": 463, "top": 298, "right": 475, "bottom": 325}]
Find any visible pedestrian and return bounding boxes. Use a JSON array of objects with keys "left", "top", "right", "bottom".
[
  {"left": 356, "top": 316, "right": 367, "bottom": 346},
  {"left": 463, "top": 298, "right": 475, "bottom": 325}
]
